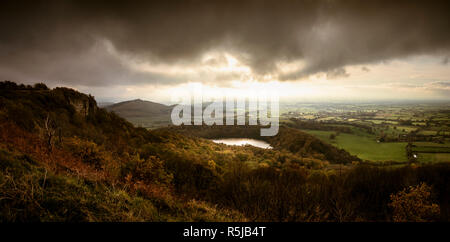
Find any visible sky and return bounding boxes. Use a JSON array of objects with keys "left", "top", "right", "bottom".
[{"left": 1, "top": 0, "right": 449, "bottom": 103}]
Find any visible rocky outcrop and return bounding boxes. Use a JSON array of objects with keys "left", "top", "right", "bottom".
[
  {"left": 69, "top": 98, "right": 90, "bottom": 117},
  {"left": 53, "top": 87, "right": 97, "bottom": 118}
]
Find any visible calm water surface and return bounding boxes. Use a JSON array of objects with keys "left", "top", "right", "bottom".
[{"left": 212, "top": 138, "right": 272, "bottom": 149}]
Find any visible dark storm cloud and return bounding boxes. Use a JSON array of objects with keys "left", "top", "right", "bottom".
[
  {"left": 0, "top": 38, "right": 183, "bottom": 86},
  {"left": 1, "top": 0, "right": 450, "bottom": 86}
]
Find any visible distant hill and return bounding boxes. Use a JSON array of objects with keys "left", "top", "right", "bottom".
[
  {"left": 97, "top": 101, "right": 115, "bottom": 107},
  {"left": 105, "top": 99, "right": 173, "bottom": 117},
  {"left": 105, "top": 99, "right": 174, "bottom": 128}
]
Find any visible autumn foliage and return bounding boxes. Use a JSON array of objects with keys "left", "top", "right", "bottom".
[{"left": 389, "top": 183, "right": 440, "bottom": 222}]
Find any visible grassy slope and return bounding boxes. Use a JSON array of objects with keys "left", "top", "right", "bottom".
[
  {"left": 0, "top": 121, "right": 247, "bottom": 222},
  {"left": 0, "top": 146, "right": 158, "bottom": 222}
]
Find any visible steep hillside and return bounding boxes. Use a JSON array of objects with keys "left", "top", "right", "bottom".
[{"left": 0, "top": 81, "right": 246, "bottom": 222}]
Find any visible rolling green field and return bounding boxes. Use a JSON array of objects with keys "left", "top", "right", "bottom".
[
  {"left": 411, "top": 142, "right": 450, "bottom": 163},
  {"left": 303, "top": 130, "right": 408, "bottom": 162},
  {"left": 394, "top": 125, "right": 418, "bottom": 132},
  {"left": 417, "top": 153, "right": 450, "bottom": 163}
]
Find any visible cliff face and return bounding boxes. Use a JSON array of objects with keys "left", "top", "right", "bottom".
[
  {"left": 69, "top": 97, "right": 95, "bottom": 117},
  {"left": 52, "top": 87, "right": 97, "bottom": 118}
]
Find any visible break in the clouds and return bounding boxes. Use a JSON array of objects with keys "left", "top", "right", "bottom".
[{"left": 0, "top": 0, "right": 450, "bottom": 98}]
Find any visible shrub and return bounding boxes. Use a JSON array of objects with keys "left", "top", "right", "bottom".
[
  {"left": 120, "top": 155, "right": 173, "bottom": 186},
  {"left": 389, "top": 183, "right": 440, "bottom": 222},
  {"left": 63, "top": 137, "right": 106, "bottom": 169}
]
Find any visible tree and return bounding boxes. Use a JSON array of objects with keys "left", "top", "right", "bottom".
[
  {"left": 44, "top": 114, "right": 56, "bottom": 152},
  {"left": 389, "top": 183, "right": 440, "bottom": 222},
  {"left": 33, "top": 83, "right": 49, "bottom": 90}
]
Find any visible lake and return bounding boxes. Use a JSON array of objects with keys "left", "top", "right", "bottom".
[{"left": 212, "top": 138, "right": 272, "bottom": 149}]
